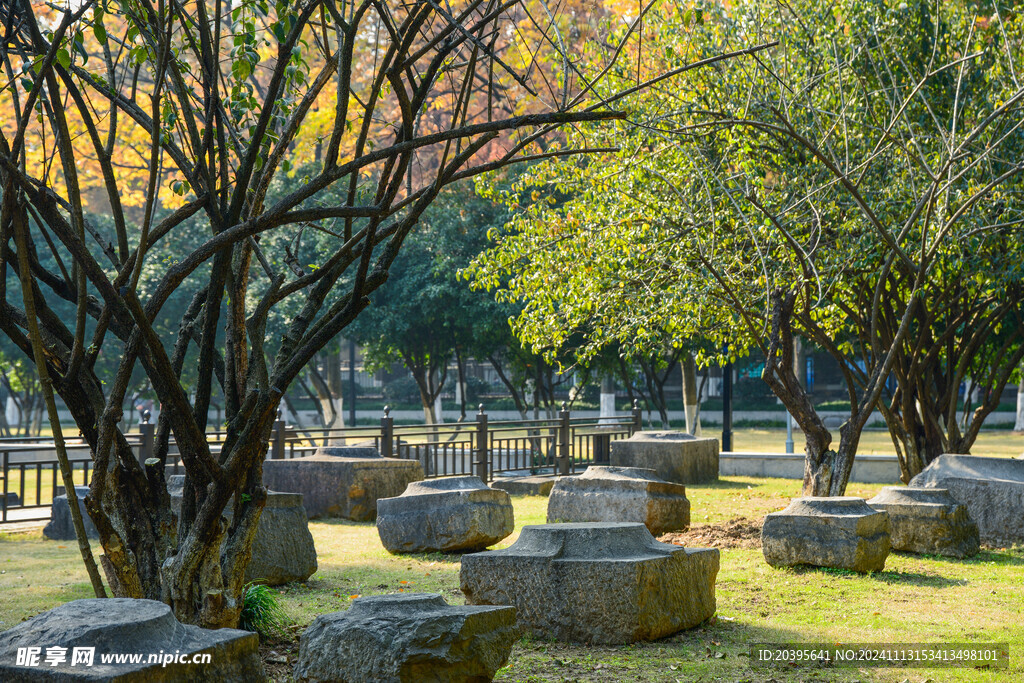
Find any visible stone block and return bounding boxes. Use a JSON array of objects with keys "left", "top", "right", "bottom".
[
  {"left": 0, "top": 598, "right": 265, "bottom": 681},
  {"left": 761, "top": 497, "right": 890, "bottom": 572},
  {"left": 909, "top": 455, "right": 1024, "bottom": 546},
  {"left": 43, "top": 486, "right": 98, "bottom": 541},
  {"left": 867, "top": 487, "right": 979, "bottom": 558},
  {"left": 490, "top": 475, "right": 556, "bottom": 496},
  {"left": 460, "top": 522, "right": 718, "bottom": 644},
  {"left": 377, "top": 476, "right": 513, "bottom": 553},
  {"left": 546, "top": 467, "right": 689, "bottom": 534},
  {"left": 610, "top": 431, "right": 718, "bottom": 484},
  {"left": 294, "top": 593, "right": 516, "bottom": 683},
  {"left": 263, "top": 452, "right": 424, "bottom": 521},
  {"left": 167, "top": 476, "right": 317, "bottom": 585}
]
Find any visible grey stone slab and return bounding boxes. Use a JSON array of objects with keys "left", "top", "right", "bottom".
[
  {"left": 490, "top": 475, "right": 556, "bottom": 497},
  {"left": 377, "top": 476, "right": 513, "bottom": 553},
  {"left": 176, "top": 477, "right": 315, "bottom": 584},
  {"left": 867, "top": 487, "right": 979, "bottom": 558},
  {"left": 0, "top": 598, "right": 265, "bottom": 681},
  {"left": 168, "top": 476, "right": 317, "bottom": 586},
  {"left": 460, "top": 522, "right": 718, "bottom": 644},
  {"left": 315, "top": 446, "right": 382, "bottom": 459},
  {"left": 43, "top": 487, "right": 98, "bottom": 541},
  {"left": 546, "top": 467, "right": 689, "bottom": 534},
  {"left": 294, "top": 593, "right": 516, "bottom": 683},
  {"left": 263, "top": 454, "right": 424, "bottom": 521},
  {"left": 761, "top": 497, "right": 890, "bottom": 572},
  {"left": 610, "top": 431, "right": 719, "bottom": 484},
  {"left": 909, "top": 455, "right": 1024, "bottom": 546}
]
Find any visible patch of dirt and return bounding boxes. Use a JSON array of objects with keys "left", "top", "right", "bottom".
[
  {"left": 659, "top": 516, "right": 763, "bottom": 549},
  {"left": 259, "top": 633, "right": 300, "bottom": 681}
]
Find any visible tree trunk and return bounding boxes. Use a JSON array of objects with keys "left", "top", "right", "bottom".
[
  {"left": 599, "top": 375, "right": 616, "bottom": 425},
  {"left": 323, "top": 351, "right": 345, "bottom": 432},
  {"left": 1015, "top": 372, "right": 1024, "bottom": 432},
  {"left": 307, "top": 352, "right": 345, "bottom": 443},
  {"left": 763, "top": 290, "right": 856, "bottom": 496},
  {"left": 681, "top": 352, "right": 701, "bottom": 435},
  {"left": 487, "top": 355, "right": 530, "bottom": 420},
  {"left": 12, "top": 211, "right": 106, "bottom": 598},
  {"left": 454, "top": 347, "right": 468, "bottom": 420}
]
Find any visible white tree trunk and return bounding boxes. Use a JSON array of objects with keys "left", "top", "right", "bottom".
[
  {"left": 5, "top": 396, "right": 19, "bottom": 427},
  {"left": 1015, "top": 373, "right": 1024, "bottom": 432},
  {"left": 320, "top": 396, "right": 345, "bottom": 445},
  {"left": 599, "top": 376, "right": 616, "bottom": 425},
  {"left": 681, "top": 352, "right": 702, "bottom": 436}
]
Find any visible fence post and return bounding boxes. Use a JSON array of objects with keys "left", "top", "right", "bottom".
[
  {"left": 138, "top": 409, "right": 154, "bottom": 466},
  {"left": 631, "top": 399, "right": 642, "bottom": 434},
  {"left": 380, "top": 406, "right": 394, "bottom": 458},
  {"left": 722, "top": 358, "right": 733, "bottom": 452},
  {"left": 272, "top": 410, "right": 286, "bottom": 460},
  {"left": 475, "top": 405, "right": 489, "bottom": 481},
  {"left": 2, "top": 450, "right": 7, "bottom": 522},
  {"left": 557, "top": 402, "right": 571, "bottom": 476}
]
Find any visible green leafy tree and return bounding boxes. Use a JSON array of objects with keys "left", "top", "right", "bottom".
[{"left": 470, "top": 0, "right": 1024, "bottom": 493}]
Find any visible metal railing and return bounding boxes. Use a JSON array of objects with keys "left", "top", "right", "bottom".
[
  {"left": 0, "top": 402, "right": 643, "bottom": 524},
  {"left": 1, "top": 434, "right": 145, "bottom": 524}
]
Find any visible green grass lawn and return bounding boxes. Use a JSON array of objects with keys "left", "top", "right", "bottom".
[
  {"left": 729, "top": 427, "right": 1023, "bottom": 458},
  {"left": 2, "top": 476, "right": 1022, "bottom": 682}
]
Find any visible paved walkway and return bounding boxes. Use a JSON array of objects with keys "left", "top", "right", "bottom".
[
  {"left": 1, "top": 504, "right": 51, "bottom": 530},
  {"left": 0, "top": 518, "right": 47, "bottom": 534}
]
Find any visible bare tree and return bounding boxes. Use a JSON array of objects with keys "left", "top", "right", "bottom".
[{"left": 0, "top": 0, "right": 657, "bottom": 626}]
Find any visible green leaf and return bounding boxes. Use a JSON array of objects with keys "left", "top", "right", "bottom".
[{"left": 55, "top": 49, "right": 71, "bottom": 69}]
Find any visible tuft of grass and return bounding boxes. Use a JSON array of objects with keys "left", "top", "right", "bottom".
[{"left": 240, "top": 582, "right": 290, "bottom": 639}]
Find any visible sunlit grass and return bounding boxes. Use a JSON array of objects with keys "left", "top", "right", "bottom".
[
  {"left": 730, "top": 427, "right": 1023, "bottom": 458},
  {"left": 2, "top": 476, "right": 1020, "bottom": 682}
]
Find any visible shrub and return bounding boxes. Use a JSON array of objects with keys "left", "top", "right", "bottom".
[
  {"left": 382, "top": 376, "right": 422, "bottom": 404},
  {"left": 239, "top": 583, "right": 290, "bottom": 639},
  {"left": 462, "top": 376, "right": 492, "bottom": 404}
]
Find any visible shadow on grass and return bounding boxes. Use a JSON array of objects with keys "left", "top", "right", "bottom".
[
  {"left": 789, "top": 565, "right": 967, "bottom": 587},
  {"left": 893, "top": 548, "right": 1024, "bottom": 567},
  {"left": 693, "top": 478, "right": 764, "bottom": 490},
  {"left": 312, "top": 517, "right": 376, "bottom": 528},
  {"left": 868, "top": 570, "right": 967, "bottom": 588},
  {"left": 510, "top": 618, "right": 860, "bottom": 681}
]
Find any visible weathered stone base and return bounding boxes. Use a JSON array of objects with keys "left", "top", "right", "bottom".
[
  {"left": 610, "top": 431, "right": 719, "bottom": 484},
  {"left": 43, "top": 486, "right": 98, "bottom": 541},
  {"left": 547, "top": 466, "right": 689, "bottom": 534},
  {"left": 294, "top": 594, "right": 516, "bottom": 683},
  {"left": 377, "top": 476, "right": 513, "bottom": 553},
  {"left": 263, "top": 453, "right": 424, "bottom": 521},
  {"left": 909, "top": 455, "right": 1024, "bottom": 546},
  {"left": 867, "top": 487, "right": 979, "bottom": 558},
  {"left": 0, "top": 599, "right": 265, "bottom": 681},
  {"left": 761, "top": 497, "right": 890, "bottom": 572},
  {"left": 168, "top": 475, "right": 317, "bottom": 585},
  {"left": 490, "top": 475, "right": 557, "bottom": 496},
  {"left": 461, "top": 522, "right": 718, "bottom": 644}
]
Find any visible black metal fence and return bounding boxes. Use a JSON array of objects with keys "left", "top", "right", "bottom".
[{"left": 1, "top": 403, "right": 643, "bottom": 525}]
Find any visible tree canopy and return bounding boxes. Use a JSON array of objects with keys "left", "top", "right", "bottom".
[{"left": 469, "top": 0, "right": 1024, "bottom": 493}]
